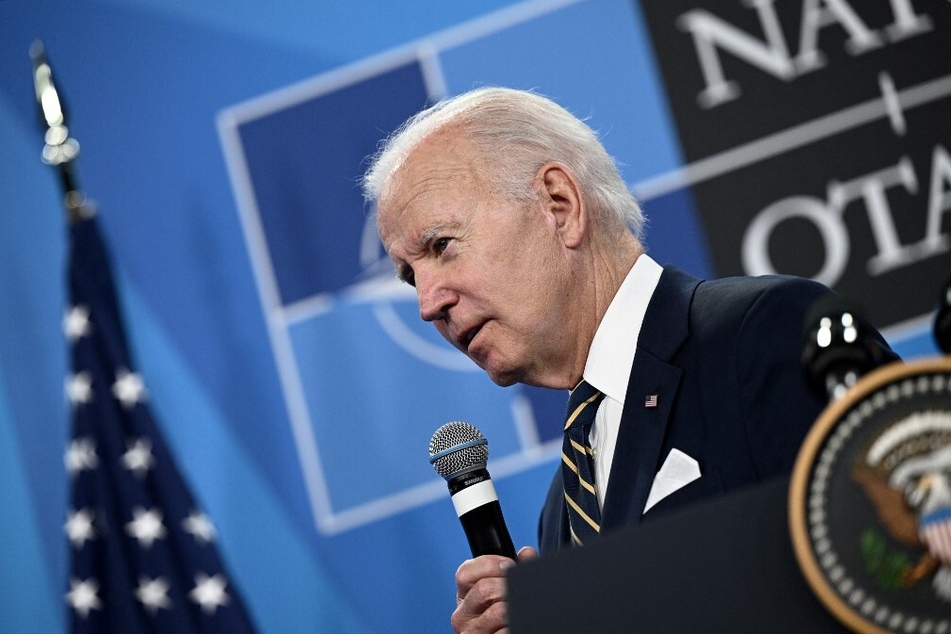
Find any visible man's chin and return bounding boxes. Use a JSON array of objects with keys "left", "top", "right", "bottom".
[
  {"left": 478, "top": 359, "right": 519, "bottom": 387},
  {"left": 470, "top": 348, "right": 526, "bottom": 387},
  {"left": 488, "top": 374, "right": 519, "bottom": 388}
]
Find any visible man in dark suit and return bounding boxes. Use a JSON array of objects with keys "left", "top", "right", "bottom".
[
  {"left": 363, "top": 87, "right": 893, "bottom": 633},
  {"left": 538, "top": 270, "right": 837, "bottom": 553}
]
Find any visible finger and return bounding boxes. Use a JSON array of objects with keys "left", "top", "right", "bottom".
[
  {"left": 451, "top": 549, "right": 533, "bottom": 633},
  {"left": 451, "top": 581, "right": 509, "bottom": 634},
  {"left": 455, "top": 555, "right": 512, "bottom": 601}
]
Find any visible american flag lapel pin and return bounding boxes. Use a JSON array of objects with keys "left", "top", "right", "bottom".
[{"left": 645, "top": 394, "right": 658, "bottom": 408}]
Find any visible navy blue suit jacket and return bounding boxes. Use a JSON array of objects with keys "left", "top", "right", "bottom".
[{"left": 538, "top": 266, "right": 892, "bottom": 554}]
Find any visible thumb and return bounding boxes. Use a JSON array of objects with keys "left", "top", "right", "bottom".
[{"left": 516, "top": 546, "right": 539, "bottom": 563}]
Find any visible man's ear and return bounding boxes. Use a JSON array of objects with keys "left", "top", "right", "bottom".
[{"left": 535, "top": 162, "right": 586, "bottom": 248}]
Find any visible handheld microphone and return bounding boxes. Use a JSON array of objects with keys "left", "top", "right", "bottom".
[{"left": 429, "top": 421, "right": 517, "bottom": 560}]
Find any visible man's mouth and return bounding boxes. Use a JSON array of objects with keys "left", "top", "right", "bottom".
[{"left": 463, "top": 322, "right": 485, "bottom": 350}]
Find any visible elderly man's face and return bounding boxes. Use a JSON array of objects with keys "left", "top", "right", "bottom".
[{"left": 376, "top": 131, "right": 575, "bottom": 387}]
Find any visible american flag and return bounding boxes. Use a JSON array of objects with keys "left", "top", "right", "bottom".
[{"left": 63, "top": 212, "right": 257, "bottom": 633}]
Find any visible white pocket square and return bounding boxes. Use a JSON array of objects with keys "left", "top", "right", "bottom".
[{"left": 643, "top": 448, "right": 701, "bottom": 513}]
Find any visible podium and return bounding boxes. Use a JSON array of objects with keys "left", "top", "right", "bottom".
[{"left": 507, "top": 477, "right": 847, "bottom": 633}]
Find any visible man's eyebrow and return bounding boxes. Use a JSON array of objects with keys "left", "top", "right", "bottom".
[{"left": 416, "top": 225, "right": 442, "bottom": 250}]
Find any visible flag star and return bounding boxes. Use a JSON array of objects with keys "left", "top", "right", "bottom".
[
  {"left": 125, "top": 507, "right": 166, "bottom": 548},
  {"left": 65, "top": 508, "right": 96, "bottom": 548},
  {"left": 66, "top": 577, "right": 102, "bottom": 618},
  {"left": 63, "top": 305, "right": 92, "bottom": 341},
  {"left": 182, "top": 511, "right": 216, "bottom": 545},
  {"left": 121, "top": 438, "right": 155, "bottom": 478},
  {"left": 136, "top": 576, "right": 172, "bottom": 615},
  {"left": 66, "top": 372, "right": 93, "bottom": 405},
  {"left": 112, "top": 369, "right": 146, "bottom": 408},
  {"left": 189, "top": 573, "right": 230, "bottom": 614},
  {"left": 65, "top": 437, "right": 99, "bottom": 475}
]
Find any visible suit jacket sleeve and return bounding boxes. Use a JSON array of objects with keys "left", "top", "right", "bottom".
[{"left": 732, "top": 277, "right": 836, "bottom": 478}]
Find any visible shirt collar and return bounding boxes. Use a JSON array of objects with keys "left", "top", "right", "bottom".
[{"left": 582, "top": 254, "right": 663, "bottom": 404}]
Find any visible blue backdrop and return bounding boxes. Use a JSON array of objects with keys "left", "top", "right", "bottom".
[{"left": 0, "top": 0, "right": 941, "bottom": 632}]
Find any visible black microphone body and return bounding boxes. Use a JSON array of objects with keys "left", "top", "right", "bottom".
[
  {"left": 447, "top": 467, "right": 517, "bottom": 560},
  {"left": 430, "top": 422, "right": 517, "bottom": 560}
]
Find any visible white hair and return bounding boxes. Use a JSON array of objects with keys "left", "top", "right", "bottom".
[{"left": 362, "top": 87, "right": 645, "bottom": 238}]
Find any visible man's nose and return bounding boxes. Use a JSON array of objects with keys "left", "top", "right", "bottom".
[{"left": 416, "top": 269, "right": 454, "bottom": 322}]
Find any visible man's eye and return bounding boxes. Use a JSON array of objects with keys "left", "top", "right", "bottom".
[{"left": 434, "top": 238, "right": 451, "bottom": 254}]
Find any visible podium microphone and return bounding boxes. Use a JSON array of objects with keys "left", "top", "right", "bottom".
[
  {"left": 802, "top": 295, "right": 890, "bottom": 402},
  {"left": 429, "top": 421, "right": 517, "bottom": 560}
]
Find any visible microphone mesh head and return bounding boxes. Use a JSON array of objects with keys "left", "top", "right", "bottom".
[{"left": 428, "top": 421, "right": 488, "bottom": 479}]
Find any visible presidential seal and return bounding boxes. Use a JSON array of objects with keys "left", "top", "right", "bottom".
[{"left": 790, "top": 357, "right": 951, "bottom": 633}]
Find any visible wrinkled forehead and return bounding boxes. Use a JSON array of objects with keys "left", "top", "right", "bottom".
[
  {"left": 376, "top": 132, "right": 486, "bottom": 237},
  {"left": 388, "top": 124, "right": 475, "bottom": 180}
]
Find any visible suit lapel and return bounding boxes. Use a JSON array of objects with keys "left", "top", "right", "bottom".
[{"left": 600, "top": 267, "right": 699, "bottom": 530}]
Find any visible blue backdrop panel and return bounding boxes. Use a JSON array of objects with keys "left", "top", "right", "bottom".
[
  {"left": 288, "top": 302, "right": 521, "bottom": 511},
  {"left": 237, "top": 62, "right": 431, "bottom": 304},
  {"left": 0, "top": 0, "right": 944, "bottom": 632}
]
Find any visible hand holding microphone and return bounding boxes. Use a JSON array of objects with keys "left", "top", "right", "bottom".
[{"left": 429, "top": 422, "right": 537, "bottom": 633}]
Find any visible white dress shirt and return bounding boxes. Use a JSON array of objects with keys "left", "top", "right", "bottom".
[{"left": 578, "top": 254, "right": 663, "bottom": 510}]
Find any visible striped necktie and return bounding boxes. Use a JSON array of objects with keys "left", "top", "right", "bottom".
[{"left": 561, "top": 380, "right": 606, "bottom": 547}]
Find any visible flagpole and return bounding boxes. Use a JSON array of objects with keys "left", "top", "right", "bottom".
[
  {"left": 34, "top": 42, "right": 260, "bottom": 631},
  {"left": 31, "top": 40, "right": 93, "bottom": 223}
]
